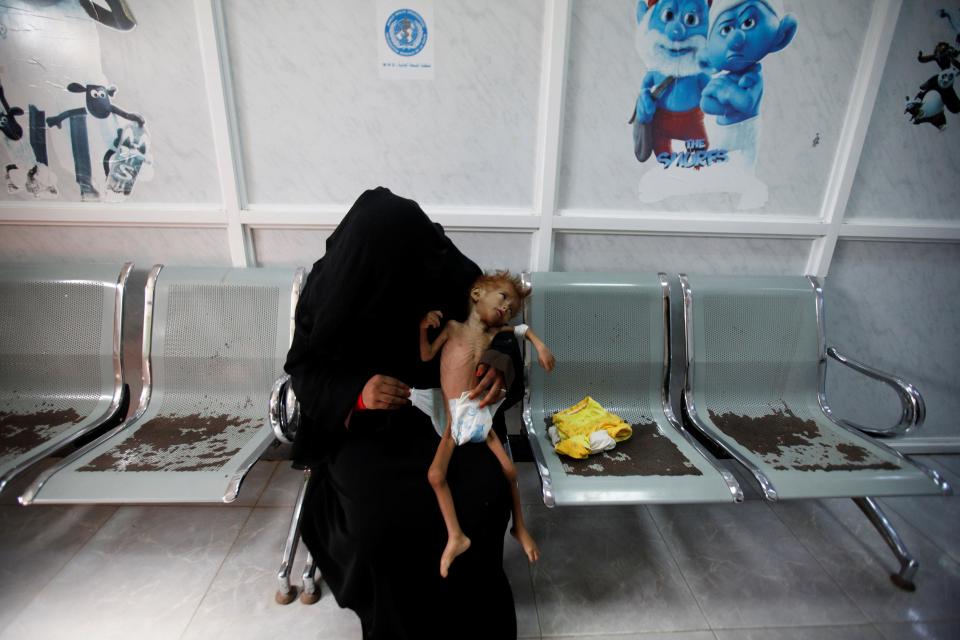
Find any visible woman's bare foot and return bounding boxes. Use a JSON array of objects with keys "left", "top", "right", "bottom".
[
  {"left": 512, "top": 526, "right": 540, "bottom": 563},
  {"left": 440, "top": 534, "right": 471, "bottom": 578}
]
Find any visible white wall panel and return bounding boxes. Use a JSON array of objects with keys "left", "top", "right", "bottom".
[
  {"left": 223, "top": 0, "right": 543, "bottom": 207},
  {"left": 846, "top": 1, "right": 960, "bottom": 221},
  {"left": 97, "top": 0, "right": 221, "bottom": 203},
  {"left": 251, "top": 228, "right": 332, "bottom": 268},
  {"left": 554, "top": 233, "right": 811, "bottom": 274},
  {"left": 824, "top": 240, "right": 960, "bottom": 443},
  {"left": 446, "top": 231, "right": 533, "bottom": 274},
  {"left": 0, "top": 225, "right": 231, "bottom": 266},
  {"left": 252, "top": 227, "right": 532, "bottom": 275}
]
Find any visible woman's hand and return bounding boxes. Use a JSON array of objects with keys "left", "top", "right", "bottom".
[
  {"left": 361, "top": 374, "right": 411, "bottom": 410},
  {"left": 468, "top": 363, "right": 507, "bottom": 409}
]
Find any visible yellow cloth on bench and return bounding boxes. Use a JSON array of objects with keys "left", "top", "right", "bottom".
[
  {"left": 551, "top": 396, "right": 632, "bottom": 459},
  {"left": 555, "top": 434, "right": 592, "bottom": 459}
]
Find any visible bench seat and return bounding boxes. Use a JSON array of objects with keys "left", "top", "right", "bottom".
[
  {"left": 680, "top": 275, "right": 947, "bottom": 502},
  {"left": 679, "top": 274, "right": 950, "bottom": 589},
  {"left": 0, "top": 263, "right": 131, "bottom": 495},
  {"left": 522, "top": 272, "right": 741, "bottom": 507},
  {"left": 21, "top": 265, "right": 304, "bottom": 505}
]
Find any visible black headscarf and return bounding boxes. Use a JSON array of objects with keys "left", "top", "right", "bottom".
[{"left": 284, "top": 187, "right": 483, "bottom": 466}]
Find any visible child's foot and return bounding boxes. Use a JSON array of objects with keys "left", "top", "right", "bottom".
[
  {"left": 512, "top": 526, "right": 540, "bottom": 563},
  {"left": 439, "top": 534, "right": 471, "bottom": 578}
]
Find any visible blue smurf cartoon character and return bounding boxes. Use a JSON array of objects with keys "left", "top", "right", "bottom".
[
  {"left": 698, "top": 0, "right": 797, "bottom": 165},
  {"left": 632, "top": 0, "right": 713, "bottom": 162}
]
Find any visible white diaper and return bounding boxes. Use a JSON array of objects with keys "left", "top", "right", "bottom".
[
  {"left": 449, "top": 391, "right": 505, "bottom": 445},
  {"left": 410, "top": 388, "right": 448, "bottom": 438},
  {"left": 410, "top": 388, "right": 505, "bottom": 445}
]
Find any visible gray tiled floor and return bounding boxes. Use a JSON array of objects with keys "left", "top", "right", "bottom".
[{"left": 0, "top": 456, "right": 958, "bottom": 640}]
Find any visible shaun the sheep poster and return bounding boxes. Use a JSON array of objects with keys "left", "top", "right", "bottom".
[{"left": 0, "top": 0, "right": 152, "bottom": 202}]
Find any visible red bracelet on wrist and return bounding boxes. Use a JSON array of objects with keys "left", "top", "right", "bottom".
[{"left": 355, "top": 393, "right": 367, "bottom": 411}]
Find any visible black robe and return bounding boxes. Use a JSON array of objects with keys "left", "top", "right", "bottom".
[{"left": 284, "top": 187, "right": 523, "bottom": 640}]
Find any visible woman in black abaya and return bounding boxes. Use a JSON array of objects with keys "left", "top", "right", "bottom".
[{"left": 284, "top": 187, "right": 523, "bottom": 639}]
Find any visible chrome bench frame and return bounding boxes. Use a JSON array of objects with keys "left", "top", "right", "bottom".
[
  {"left": 0, "top": 262, "right": 132, "bottom": 495},
  {"left": 269, "top": 373, "right": 319, "bottom": 605},
  {"left": 679, "top": 274, "right": 951, "bottom": 590}
]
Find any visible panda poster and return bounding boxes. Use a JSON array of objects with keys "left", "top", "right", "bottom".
[
  {"left": 378, "top": 1, "right": 435, "bottom": 80},
  {"left": 904, "top": 8, "right": 959, "bottom": 131},
  {"left": 0, "top": 0, "right": 152, "bottom": 202},
  {"left": 631, "top": 0, "right": 798, "bottom": 209}
]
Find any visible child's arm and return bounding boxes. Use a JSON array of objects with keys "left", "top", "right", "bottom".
[
  {"left": 526, "top": 327, "right": 555, "bottom": 372},
  {"left": 507, "top": 324, "right": 555, "bottom": 372},
  {"left": 420, "top": 310, "right": 450, "bottom": 362}
]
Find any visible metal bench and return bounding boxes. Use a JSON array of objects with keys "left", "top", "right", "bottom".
[
  {"left": 265, "top": 270, "right": 745, "bottom": 605},
  {"left": 0, "top": 262, "right": 132, "bottom": 496},
  {"left": 521, "top": 271, "right": 742, "bottom": 506},
  {"left": 679, "top": 274, "right": 952, "bottom": 590},
  {"left": 268, "top": 271, "right": 953, "bottom": 600},
  {"left": 20, "top": 265, "right": 304, "bottom": 505}
]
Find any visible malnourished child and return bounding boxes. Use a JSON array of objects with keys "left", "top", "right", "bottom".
[{"left": 420, "top": 270, "right": 554, "bottom": 577}]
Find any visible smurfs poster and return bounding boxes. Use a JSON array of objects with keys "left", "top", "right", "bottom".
[
  {"left": 631, "top": 0, "right": 798, "bottom": 209},
  {"left": 0, "top": 0, "right": 152, "bottom": 203}
]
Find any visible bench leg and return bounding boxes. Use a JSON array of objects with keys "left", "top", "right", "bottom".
[
  {"left": 275, "top": 469, "right": 311, "bottom": 605},
  {"left": 299, "top": 552, "right": 321, "bottom": 604},
  {"left": 852, "top": 496, "right": 918, "bottom": 591}
]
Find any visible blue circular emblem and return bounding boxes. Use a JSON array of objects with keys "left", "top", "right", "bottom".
[{"left": 385, "top": 9, "right": 428, "bottom": 57}]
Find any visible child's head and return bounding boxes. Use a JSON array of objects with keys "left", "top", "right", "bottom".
[{"left": 469, "top": 270, "right": 530, "bottom": 326}]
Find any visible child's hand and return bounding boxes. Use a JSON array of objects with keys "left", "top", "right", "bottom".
[
  {"left": 420, "top": 310, "right": 443, "bottom": 330},
  {"left": 538, "top": 346, "right": 555, "bottom": 372}
]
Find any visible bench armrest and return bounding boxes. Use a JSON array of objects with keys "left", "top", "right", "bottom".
[
  {"left": 269, "top": 374, "right": 300, "bottom": 445},
  {"left": 824, "top": 347, "right": 925, "bottom": 437}
]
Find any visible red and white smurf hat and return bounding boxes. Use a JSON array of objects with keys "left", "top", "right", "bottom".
[
  {"left": 646, "top": 0, "right": 713, "bottom": 7},
  {"left": 709, "top": 0, "right": 784, "bottom": 21}
]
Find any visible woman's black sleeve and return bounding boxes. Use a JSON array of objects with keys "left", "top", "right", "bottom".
[{"left": 284, "top": 279, "right": 369, "bottom": 467}]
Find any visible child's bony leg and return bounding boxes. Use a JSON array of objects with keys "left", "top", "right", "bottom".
[
  {"left": 486, "top": 432, "right": 540, "bottom": 564},
  {"left": 428, "top": 421, "right": 471, "bottom": 578}
]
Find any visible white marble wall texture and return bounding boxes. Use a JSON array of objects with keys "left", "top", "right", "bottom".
[
  {"left": 0, "top": 226, "right": 231, "bottom": 266},
  {"left": 95, "top": 0, "right": 221, "bottom": 203},
  {"left": 0, "top": 1, "right": 958, "bottom": 445},
  {"left": 221, "top": 0, "right": 543, "bottom": 207},
  {"left": 823, "top": 241, "right": 960, "bottom": 443},
  {"left": 252, "top": 227, "right": 531, "bottom": 275},
  {"left": 553, "top": 234, "right": 812, "bottom": 274},
  {"left": 823, "top": 2, "right": 960, "bottom": 446},
  {"left": 847, "top": 0, "right": 960, "bottom": 220}
]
